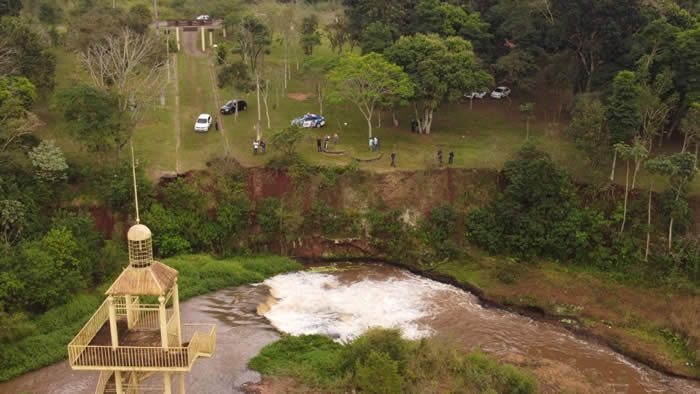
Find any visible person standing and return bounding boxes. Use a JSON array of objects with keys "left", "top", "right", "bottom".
[
  {"left": 437, "top": 150, "right": 443, "bottom": 166},
  {"left": 390, "top": 152, "right": 396, "bottom": 167},
  {"left": 333, "top": 133, "right": 339, "bottom": 144},
  {"left": 253, "top": 140, "right": 259, "bottom": 155},
  {"left": 448, "top": 150, "right": 454, "bottom": 165},
  {"left": 214, "top": 116, "right": 219, "bottom": 131},
  {"left": 316, "top": 137, "right": 322, "bottom": 152},
  {"left": 369, "top": 137, "right": 374, "bottom": 151},
  {"left": 261, "top": 140, "right": 266, "bottom": 154},
  {"left": 373, "top": 136, "right": 379, "bottom": 151}
]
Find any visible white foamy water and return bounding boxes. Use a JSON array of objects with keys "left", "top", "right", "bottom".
[{"left": 262, "top": 270, "right": 455, "bottom": 341}]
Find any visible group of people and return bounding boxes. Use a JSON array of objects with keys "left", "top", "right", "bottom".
[
  {"left": 369, "top": 136, "right": 381, "bottom": 151},
  {"left": 253, "top": 139, "right": 267, "bottom": 155},
  {"left": 316, "top": 134, "right": 339, "bottom": 152},
  {"left": 436, "top": 150, "right": 454, "bottom": 166}
]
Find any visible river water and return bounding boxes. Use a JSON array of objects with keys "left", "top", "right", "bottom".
[{"left": 2, "top": 263, "right": 698, "bottom": 393}]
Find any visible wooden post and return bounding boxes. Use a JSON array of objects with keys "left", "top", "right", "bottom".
[
  {"left": 164, "top": 372, "right": 172, "bottom": 394},
  {"left": 201, "top": 28, "right": 205, "bottom": 52},
  {"left": 108, "top": 296, "right": 119, "bottom": 348},
  {"left": 114, "top": 371, "right": 124, "bottom": 394},
  {"left": 179, "top": 373, "right": 186, "bottom": 394},
  {"left": 159, "top": 295, "right": 168, "bottom": 348},
  {"left": 125, "top": 295, "right": 134, "bottom": 329},
  {"left": 172, "top": 283, "right": 182, "bottom": 345},
  {"left": 222, "top": 26, "right": 227, "bottom": 38},
  {"left": 176, "top": 27, "right": 181, "bottom": 52},
  {"left": 209, "top": 30, "right": 213, "bottom": 47}
]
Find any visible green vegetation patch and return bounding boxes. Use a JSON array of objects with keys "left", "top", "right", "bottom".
[{"left": 249, "top": 328, "right": 538, "bottom": 393}]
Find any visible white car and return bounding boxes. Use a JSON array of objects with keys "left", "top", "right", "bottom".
[
  {"left": 490, "top": 86, "right": 511, "bottom": 99},
  {"left": 465, "top": 91, "right": 488, "bottom": 99},
  {"left": 195, "top": 14, "right": 211, "bottom": 21},
  {"left": 194, "top": 113, "right": 212, "bottom": 132}
]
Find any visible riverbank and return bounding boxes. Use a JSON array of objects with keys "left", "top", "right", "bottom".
[
  {"left": 298, "top": 251, "right": 700, "bottom": 381},
  {"left": 0, "top": 254, "right": 301, "bottom": 382},
  {"left": 247, "top": 330, "right": 538, "bottom": 393}
]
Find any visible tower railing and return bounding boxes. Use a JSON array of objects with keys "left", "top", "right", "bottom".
[{"left": 68, "top": 325, "right": 216, "bottom": 371}]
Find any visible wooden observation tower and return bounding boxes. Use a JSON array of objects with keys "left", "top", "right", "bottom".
[{"left": 67, "top": 146, "right": 215, "bottom": 393}]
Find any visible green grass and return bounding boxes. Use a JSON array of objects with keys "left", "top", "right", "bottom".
[
  {"left": 0, "top": 254, "right": 301, "bottom": 382},
  {"left": 249, "top": 329, "right": 539, "bottom": 393}
]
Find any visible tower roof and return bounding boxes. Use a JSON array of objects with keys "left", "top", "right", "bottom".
[
  {"left": 127, "top": 224, "right": 152, "bottom": 241},
  {"left": 105, "top": 261, "right": 178, "bottom": 296}
]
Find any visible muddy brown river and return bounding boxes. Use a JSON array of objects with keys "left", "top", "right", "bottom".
[{"left": 2, "top": 263, "right": 699, "bottom": 393}]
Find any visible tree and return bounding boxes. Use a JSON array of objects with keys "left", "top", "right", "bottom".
[
  {"left": 606, "top": 71, "right": 641, "bottom": 181},
  {"left": 0, "top": 76, "right": 41, "bottom": 152},
  {"left": 0, "top": 17, "right": 56, "bottom": 91},
  {"left": 354, "top": 351, "right": 403, "bottom": 394},
  {"left": 614, "top": 138, "right": 647, "bottom": 234},
  {"left": 301, "top": 55, "right": 341, "bottom": 116},
  {"left": 230, "top": 15, "right": 271, "bottom": 139},
  {"left": 411, "top": 0, "right": 489, "bottom": 43},
  {"left": 325, "top": 16, "right": 349, "bottom": 53},
  {"left": 361, "top": 22, "right": 394, "bottom": 54},
  {"left": 79, "top": 29, "right": 165, "bottom": 150},
  {"left": 664, "top": 152, "right": 696, "bottom": 251},
  {"left": 643, "top": 156, "right": 674, "bottom": 260},
  {"left": 554, "top": 0, "right": 645, "bottom": 92},
  {"left": 385, "top": 34, "right": 492, "bottom": 134},
  {"left": 567, "top": 94, "right": 608, "bottom": 166},
  {"left": 638, "top": 68, "right": 677, "bottom": 152},
  {"left": 270, "top": 125, "right": 305, "bottom": 157},
  {"left": 494, "top": 49, "right": 539, "bottom": 91},
  {"left": 28, "top": 140, "right": 68, "bottom": 183},
  {"left": 57, "top": 84, "right": 128, "bottom": 155},
  {"left": 327, "top": 53, "right": 414, "bottom": 138},
  {"left": 519, "top": 102, "right": 535, "bottom": 139},
  {"left": 300, "top": 15, "right": 321, "bottom": 56}
]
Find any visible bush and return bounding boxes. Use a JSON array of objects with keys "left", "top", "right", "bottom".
[
  {"left": 355, "top": 351, "right": 403, "bottom": 393},
  {"left": 249, "top": 328, "right": 538, "bottom": 393}
]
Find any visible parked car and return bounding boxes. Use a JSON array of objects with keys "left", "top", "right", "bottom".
[
  {"left": 195, "top": 14, "right": 211, "bottom": 21},
  {"left": 194, "top": 113, "right": 212, "bottom": 132},
  {"left": 465, "top": 91, "right": 488, "bottom": 99},
  {"left": 490, "top": 86, "right": 511, "bottom": 99},
  {"left": 220, "top": 99, "right": 247, "bottom": 115},
  {"left": 291, "top": 113, "right": 326, "bottom": 128}
]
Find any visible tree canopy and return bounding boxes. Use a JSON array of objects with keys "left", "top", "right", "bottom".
[{"left": 385, "top": 34, "right": 492, "bottom": 134}]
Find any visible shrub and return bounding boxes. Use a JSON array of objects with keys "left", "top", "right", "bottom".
[{"left": 355, "top": 351, "right": 403, "bottom": 393}]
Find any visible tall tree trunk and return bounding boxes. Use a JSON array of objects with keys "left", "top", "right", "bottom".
[
  {"left": 610, "top": 150, "right": 617, "bottom": 182},
  {"left": 284, "top": 40, "right": 289, "bottom": 91},
  {"left": 413, "top": 103, "right": 423, "bottom": 133},
  {"left": 317, "top": 82, "right": 323, "bottom": 115},
  {"left": 366, "top": 113, "right": 373, "bottom": 139},
  {"left": 645, "top": 184, "right": 652, "bottom": 261},
  {"left": 668, "top": 184, "right": 683, "bottom": 251},
  {"left": 631, "top": 160, "right": 641, "bottom": 189},
  {"left": 377, "top": 110, "right": 381, "bottom": 129},
  {"left": 620, "top": 160, "right": 630, "bottom": 233},
  {"left": 423, "top": 107, "right": 434, "bottom": 134},
  {"left": 262, "top": 85, "right": 271, "bottom": 129},
  {"left": 392, "top": 111, "right": 399, "bottom": 127}
]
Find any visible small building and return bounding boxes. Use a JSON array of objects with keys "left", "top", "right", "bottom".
[{"left": 67, "top": 223, "right": 215, "bottom": 393}]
